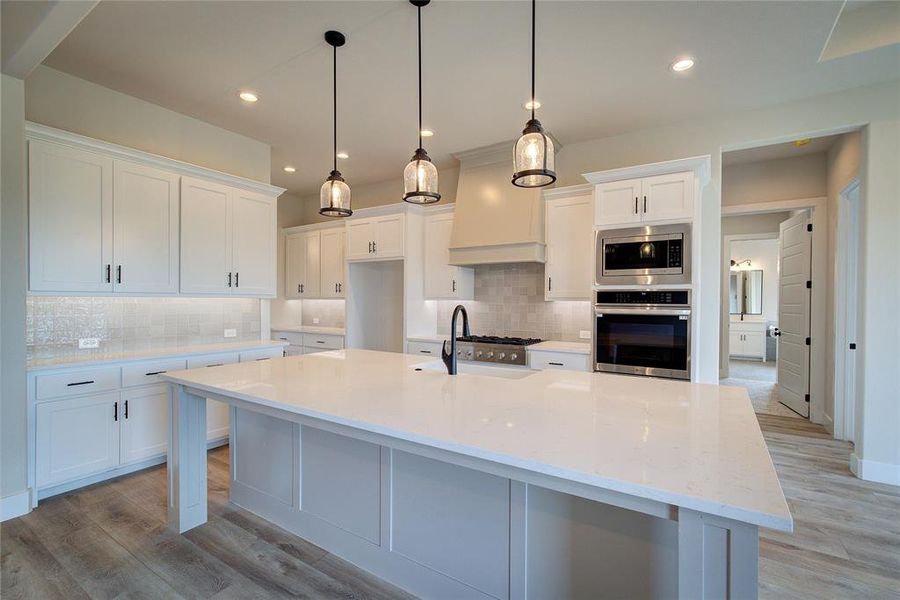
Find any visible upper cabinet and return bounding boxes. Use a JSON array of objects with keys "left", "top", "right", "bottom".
[
  {"left": 284, "top": 226, "right": 344, "bottom": 299},
  {"left": 544, "top": 188, "right": 593, "bottom": 300},
  {"left": 423, "top": 211, "right": 474, "bottom": 300},
  {"left": 26, "top": 125, "right": 282, "bottom": 297},
  {"left": 594, "top": 171, "right": 693, "bottom": 227},
  {"left": 346, "top": 214, "right": 405, "bottom": 261}
]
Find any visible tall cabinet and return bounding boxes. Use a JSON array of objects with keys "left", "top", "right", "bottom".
[{"left": 284, "top": 225, "right": 345, "bottom": 299}]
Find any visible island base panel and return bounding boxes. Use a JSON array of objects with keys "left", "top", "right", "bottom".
[{"left": 167, "top": 385, "right": 208, "bottom": 533}]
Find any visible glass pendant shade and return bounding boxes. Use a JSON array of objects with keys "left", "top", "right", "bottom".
[
  {"left": 319, "top": 171, "right": 351, "bottom": 217},
  {"left": 512, "top": 119, "right": 556, "bottom": 187},
  {"left": 402, "top": 149, "right": 440, "bottom": 204}
]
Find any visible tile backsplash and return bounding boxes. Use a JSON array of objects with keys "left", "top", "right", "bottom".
[
  {"left": 300, "top": 299, "right": 346, "bottom": 328},
  {"left": 437, "top": 263, "right": 591, "bottom": 342},
  {"left": 27, "top": 296, "right": 261, "bottom": 361}
]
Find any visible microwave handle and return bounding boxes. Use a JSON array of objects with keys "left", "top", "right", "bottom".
[{"left": 595, "top": 307, "right": 691, "bottom": 316}]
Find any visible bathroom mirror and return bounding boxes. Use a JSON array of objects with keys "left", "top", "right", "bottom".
[{"left": 730, "top": 269, "right": 763, "bottom": 315}]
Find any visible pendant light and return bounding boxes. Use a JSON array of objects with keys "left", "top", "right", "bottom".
[
  {"left": 320, "top": 30, "right": 352, "bottom": 217},
  {"left": 511, "top": 0, "right": 556, "bottom": 188},
  {"left": 402, "top": 0, "right": 440, "bottom": 204}
]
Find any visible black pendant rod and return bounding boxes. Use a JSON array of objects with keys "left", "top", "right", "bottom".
[
  {"left": 333, "top": 42, "right": 337, "bottom": 173},
  {"left": 530, "top": 0, "right": 536, "bottom": 122},
  {"left": 417, "top": 3, "right": 423, "bottom": 150}
]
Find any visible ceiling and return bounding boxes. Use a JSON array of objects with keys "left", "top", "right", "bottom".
[
  {"left": 722, "top": 134, "right": 841, "bottom": 166},
  {"left": 42, "top": 1, "right": 900, "bottom": 196}
]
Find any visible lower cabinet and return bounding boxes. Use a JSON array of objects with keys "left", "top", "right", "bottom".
[
  {"left": 120, "top": 384, "right": 170, "bottom": 463},
  {"left": 528, "top": 349, "right": 592, "bottom": 372},
  {"left": 729, "top": 322, "right": 768, "bottom": 361},
  {"left": 407, "top": 339, "right": 444, "bottom": 357}
]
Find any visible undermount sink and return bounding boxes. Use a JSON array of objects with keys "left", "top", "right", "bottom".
[{"left": 412, "top": 360, "right": 538, "bottom": 380}]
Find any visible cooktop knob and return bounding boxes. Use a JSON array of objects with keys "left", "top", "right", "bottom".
[
  {"left": 487, "top": 352, "right": 494, "bottom": 359},
  {"left": 476, "top": 351, "right": 483, "bottom": 358},
  {"left": 510, "top": 353, "right": 518, "bottom": 361},
  {"left": 467, "top": 350, "right": 473, "bottom": 358},
  {"left": 498, "top": 352, "right": 506, "bottom": 360}
]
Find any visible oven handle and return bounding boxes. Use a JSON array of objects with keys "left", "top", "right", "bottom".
[{"left": 594, "top": 307, "right": 691, "bottom": 316}]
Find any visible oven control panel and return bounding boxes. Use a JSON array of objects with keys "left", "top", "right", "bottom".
[{"left": 595, "top": 290, "right": 690, "bottom": 306}]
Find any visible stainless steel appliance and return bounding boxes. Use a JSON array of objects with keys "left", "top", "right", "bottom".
[
  {"left": 593, "top": 289, "right": 691, "bottom": 380},
  {"left": 595, "top": 223, "right": 691, "bottom": 286},
  {"left": 452, "top": 335, "right": 542, "bottom": 367}
]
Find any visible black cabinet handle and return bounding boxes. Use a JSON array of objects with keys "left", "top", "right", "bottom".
[
  {"left": 548, "top": 362, "right": 564, "bottom": 366},
  {"left": 316, "top": 340, "right": 325, "bottom": 344},
  {"left": 643, "top": 195, "right": 647, "bottom": 213},
  {"left": 124, "top": 400, "right": 129, "bottom": 419},
  {"left": 634, "top": 197, "right": 638, "bottom": 214},
  {"left": 255, "top": 357, "right": 270, "bottom": 361},
  {"left": 205, "top": 363, "right": 224, "bottom": 368},
  {"left": 114, "top": 401, "right": 118, "bottom": 422},
  {"left": 66, "top": 380, "right": 94, "bottom": 387},
  {"left": 452, "top": 279, "right": 456, "bottom": 293},
  {"left": 338, "top": 283, "right": 342, "bottom": 293},
  {"left": 297, "top": 283, "right": 301, "bottom": 294},
  {"left": 419, "top": 350, "right": 432, "bottom": 354},
  {"left": 116, "top": 265, "right": 122, "bottom": 284},
  {"left": 548, "top": 276, "right": 552, "bottom": 291},
  {"left": 335, "top": 283, "right": 338, "bottom": 293},
  {"left": 235, "top": 272, "right": 239, "bottom": 288},
  {"left": 106, "top": 264, "right": 111, "bottom": 283},
  {"left": 300, "top": 283, "right": 304, "bottom": 294},
  {"left": 373, "top": 240, "right": 376, "bottom": 253},
  {"left": 368, "top": 241, "right": 373, "bottom": 253},
  {"left": 145, "top": 370, "right": 166, "bottom": 376},
  {"left": 227, "top": 272, "right": 232, "bottom": 287}
]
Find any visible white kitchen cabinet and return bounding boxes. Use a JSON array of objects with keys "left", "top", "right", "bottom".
[
  {"left": 28, "top": 140, "right": 114, "bottom": 292},
  {"left": 545, "top": 191, "right": 593, "bottom": 300},
  {"left": 594, "top": 172, "right": 693, "bottom": 227},
  {"left": 528, "top": 349, "right": 591, "bottom": 372},
  {"left": 407, "top": 340, "right": 444, "bottom": 357},
  {"left": 112, "top": 160, "right": 180, "bottom": 293},
  {"left": 729, "top": 321, "right": 768, "bottom": 361},
  {"left": 424, "top": 212, "right": 474, "bottom": 300},
  {"left": 120, "top": 384, "right": 169, "bottom": 464},
  {"left": 285, "top": 230, "right": 320, "bottom": 298},
  {"left": 302, "top": 333, "right": 344, "bottom": 354},
  {"left": 320, "top": 228, "right": 346, "bottom": 297},
  {"left": 181, "top": 177, "right": 276, "bottom": 297},
  {"left": 35, "top": 392, "right": 121, "bottom": 487},
  {"left": 346, "top": 214, "right": 405, "bottom": 261}
]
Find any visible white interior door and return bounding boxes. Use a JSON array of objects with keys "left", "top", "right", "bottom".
[{"left": 777, "top": 212, "right": 812, "bottom": 417}]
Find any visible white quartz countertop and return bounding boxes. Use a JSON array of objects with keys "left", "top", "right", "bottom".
[
  {"left": 271, "top": 325, "right": 345, "bottom": 336},
  {"left": 161, "top": 349, "right": 792, "bottom": 531},
  {"left": 528, "top": 341, "right": 591, "bottom": 355},
  {"left": 27, "top": 340, "right": 289, "bottom": 372}
]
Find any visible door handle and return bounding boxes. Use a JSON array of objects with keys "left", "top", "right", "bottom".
[
  {"left": 116, "top": 265, "right": 122, "bottom": 284},
  {"left": 773, "top": 328, "right": 782, "bottom": 337}
]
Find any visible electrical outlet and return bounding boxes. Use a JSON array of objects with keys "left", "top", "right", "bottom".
[
  {"left": 312, "top": 317, "right": 320, "bottom": 325},
  {"left": 224, "top": 328, "right": 237, "bottom": 338},
  {"left": 78, "top": 338, "right": 100, "bottom": 349},
  {"left": 579, "top": 330, "right": 592, "bottom": 340}
]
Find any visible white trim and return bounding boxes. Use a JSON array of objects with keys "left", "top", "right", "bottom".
[
  {"left": 851, "top": 452, "right": 900, "bottom": 486},
  {"left": 343, "top": 202, "right": 422, "bottom": 219},
  {"left": 582, "top": 155, "right": 711, "bottom": 185},
  {"left": 718, "top": 196, "right": 827, "bottom": 427},
  {"left": 25, "top": 122, "right": 285, "bottom": 197},
  {"left": 720, "top": 125, "right": 864, "bottom": 154},
  {"left": 1, "top": 490, "right": 31, "bottom": 521},
  {"left": 283, "top": 220, "right": 346, "bottom": 236},
  {"left": 542, "top": 183, "right": 592, "bottom": 200},
  {"left": 833, "top": 178, "right": 861, "bottom": 442}
]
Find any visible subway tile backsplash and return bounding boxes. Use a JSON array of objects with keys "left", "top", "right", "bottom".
[
  {"left": 27, "top": 296, "right": 261, "bottom": 361},
  {"left": 437, "top": 263, "right": 592, "bottom": 342}
]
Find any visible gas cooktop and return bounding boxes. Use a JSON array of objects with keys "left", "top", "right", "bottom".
[
  {"left": 453, "top": 336, "right": 542, "bottom": 366},
  {"left": 456, "top": 335, "right": 542, "bottom": 346}
]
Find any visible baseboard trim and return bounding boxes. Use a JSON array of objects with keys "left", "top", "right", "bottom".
[
  {"left": 822, "top": 413, "right": 834, "bottom": 434},
  {"left": 1, "top": 489, "right": 32, "bottom": 521},
  {"left": 851, "top": 452, "right": 900, "bottom": 485}
]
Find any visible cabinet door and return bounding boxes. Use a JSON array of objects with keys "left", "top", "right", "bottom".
[
  {"left": 232, "top": 190, "right": 276, "bottom": 296},
  {"left": 594, "top": 178, "right": 642, "bottom": 227},
  {"left": 320, "top": 228, "right": 345, "bottom": 298},
  {"left": 346, "top": 219, "right": 374, "bottom": 260},
  {"left": 302, "top": 231, "right": 321, "bottom": 298},
  {"left": 545, "top": 193, "right": 593, "bottom": 300},
  {"left": 373, "top": 214, "right": 404, "bottom": 258},
  {"left": 728, "top": 331, "right": 744, "bottom": 356},
  {"left": 284, "top": 232, "right": 305, "bottom": 299},
  {"left": 28, "top": 140, "right": 113, "bottom": 292},
  {"left": 120, "top": 384, "right": 169, "bottom": 463},
  {"left": 35, "top": 392, "right": 120, "bottom": 487},
  {"left": 743, "top": 331, "right": 766, "bottom": 359},
  {"left": 180, "top": 177, "right": 232, "bottom": 294},
  {"left": 113, "top": 161, "right": 180, "bottom": 293},
  {"left": 641, "top": 172, "right": 693, "bottom": 222},
  {"left": 424, "top": 214, "right": 456, "bottom": 298}
]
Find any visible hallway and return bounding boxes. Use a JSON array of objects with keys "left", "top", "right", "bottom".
[{"left": 721, "top": 359, "right": 803, "bottom": 419}]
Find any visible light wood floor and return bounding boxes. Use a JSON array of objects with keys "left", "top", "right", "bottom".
[{"left": 2, "top": 415, "right": 898, "bottom": 599}]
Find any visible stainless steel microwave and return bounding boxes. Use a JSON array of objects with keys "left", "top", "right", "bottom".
[{"left": 595, "top": 223, "right": 691, "bottom": 286}]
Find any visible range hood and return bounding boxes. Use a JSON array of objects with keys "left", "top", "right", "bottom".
[{"left": 448, "top": 142, "right": 549, "bottom": 265}]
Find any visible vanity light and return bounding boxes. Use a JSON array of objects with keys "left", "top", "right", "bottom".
[
  {"left": 511, "top": 0, "right": 556, "bottom": 188},
  {"left": 670, "top": 58, "right": 695, "bottom": 73},
  {"left": 402, "top": 0, "right": 441, "bottom": 205},
  {"left": 319, "top": 31, "right": 352, "bottom": 217},
  {"left": 239, "top": 90, "right": 259, "bottom": 103},
  {"left": 283, "top": 166, "right": 296, "bottom": 173}
]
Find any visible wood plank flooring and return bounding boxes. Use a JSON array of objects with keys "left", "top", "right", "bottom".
[{"left": 3, "top": 415, "right": 898, "bottom": 599}]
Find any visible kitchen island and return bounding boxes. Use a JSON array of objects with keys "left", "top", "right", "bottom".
[{"left": 162, "top": 349, "right": 791, "bottom": 600}]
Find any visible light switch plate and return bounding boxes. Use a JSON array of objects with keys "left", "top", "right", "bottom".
[
  {"left": 579, "top": 330, "right": 592, "bottom": 339},
  {"left": 78, "top": 338, "right": 100, "bottom": 349},
  {"left": 312, "top": 318, "right": 320, "bottom": 324},
  {"left": 224, "top": 328, "right": 237, "bottom": 338}
]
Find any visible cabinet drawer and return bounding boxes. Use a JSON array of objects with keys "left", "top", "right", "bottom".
[
  {"left": 528, "top": 351, "right": 590, "bottom": 372},
  {"left": 36, "top": 367, "right": 120, "bottom": 400},
  {"left": 408, "top": 340, "right": 444, "bottom": 356},
  {"left": 303, "top": 334, "right": 343, "bottom": 350},
  {"left": 284, "top": 346, "right": 303, "bottom": 357},
  {"left": 186, "top": 352, "right": 240, "bottom": 369},
  {"left": 239, "top": 347, "right": 285, "bottom": 362},
  {"left": 272, "top": 331, "right": 303, "bottom": 346},
  {"left": 122, "top": 358, "right": 187, "bottom": 388}
]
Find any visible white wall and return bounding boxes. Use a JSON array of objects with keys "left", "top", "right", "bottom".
[
  {"left": 722, "top": 212, "right": 792, "bottom": 236},
  {"left": 730, "top": 239, "right": 779, "bottom": 323},
  {"left": 723, "top": 154, "right": 827, "bottom": 206},
  {"left": 550, "top": 78, "right": 899, "bottom": 482},
  {"left": 1, "top": 74, "right": 28, "bottom": 504},
  {"left": 25, "top": 66, "right": 271, "bottom": 183}
]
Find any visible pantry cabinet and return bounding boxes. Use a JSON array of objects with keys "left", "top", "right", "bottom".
[
  {"left": 594, "top": 171, "right": 693, "bottom": 227},
  {"left": 544, "top": 188, "right": 593, "bottom": 300},
  {"left": 284, "top": 226, "right": 344, "bottom": 299},
  {"left": 346, "top": 214, "right": 405, "bottom": 260},
  {"left": 424, "top": 211, "right": 474, "bottom": 299}
]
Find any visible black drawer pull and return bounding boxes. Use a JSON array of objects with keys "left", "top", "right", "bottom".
[
  {"left": 145, "top": 370, "right": 166, "bottom": 376},
  {"left": 419, "top": 350, "right": 432, "bottom": 354},
  {"left": 255, "top": 357, "right": 270, "bottom": 361},
  {"left": 67, "top": 380, "right": 94, "bottom": 387},
  {"left": 315, "top": 340, "right": 326, "bottom": 344},
  {"left": 205, "top": 363, "right": 224, "bottom": 368},
  {"left": 548, "top": 362, "right": 564, "bottom": 366}
]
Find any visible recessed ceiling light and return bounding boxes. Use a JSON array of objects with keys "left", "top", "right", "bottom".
[
  {"left": 239, "top": 90, "right": 259, "bottom": 103},
  {"left": 283, "top": 165, "right": 296, "bottom": 173},
  {"left": 336, "top": 152, "right": 349, "bottom": 159},
  {"left": 420, "top": 129, "right": 434, "bottom": 138},
  {"left": 670, "top": 58, "right": 695, "bottom": 73},
  {"left": 524, "top": 99, "right": 541, "bottom": 110}
]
